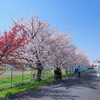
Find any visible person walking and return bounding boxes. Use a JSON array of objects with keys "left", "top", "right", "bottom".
[
  {"left": 74, "top": 68, "right": 78, "bottom": 76},
  {"left": 54, "top": 67, "right": 62, "bottom": 81},
  {"left": 57, "top": 67, "right": 62, "bottom": 81},
  {"left": 54, "top": 68, "right": 59, "bottom": 81},
  {"left": 77, "top": 66, "right": 81, "bottom": 77}
]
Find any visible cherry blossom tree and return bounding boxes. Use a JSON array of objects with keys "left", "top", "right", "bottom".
[
  {"left": 74, "top": 49, "right": 90, "bottom": 66},
  {"left": 45, "top": 33, "right": 73, "bottom": 67},
  {"left": 11, "top": 14, "right": 90, "bottom": 81},
  {"left": 12, "top": 14, "right": 58, "bottom": 81}
]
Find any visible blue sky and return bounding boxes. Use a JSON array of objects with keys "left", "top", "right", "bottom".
[{"left": 0, "top": 0, "right": 100, "bottom": 62}]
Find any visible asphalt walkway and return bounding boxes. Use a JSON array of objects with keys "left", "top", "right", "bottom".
[{"left": 1, "top": 69, "right": 100, "bottom": 100}]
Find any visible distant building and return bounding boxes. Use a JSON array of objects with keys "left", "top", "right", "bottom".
[
  {"left": 93, "top": 60, "right": 100, "bottom": 69},
  {"left": 2, "top": 64, "right": 12, "bottom": 69}
]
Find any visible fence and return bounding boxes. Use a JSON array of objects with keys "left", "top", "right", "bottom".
[
  {"left": 0, "top": 65, "right": 88, "bottom": 89},
  {"left": 70, "top": 64, "right": 88, "bottom": 74},
  {"left": 0, "top": 67, "right": 56, "bottom": 89}
]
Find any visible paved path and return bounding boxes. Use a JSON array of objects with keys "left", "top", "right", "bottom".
[
  {"left": 2, "top": 72, "right": 30, "bottom": 76},
  {"left": 1, "top": 69, "right": 100, "bottom": 100}
]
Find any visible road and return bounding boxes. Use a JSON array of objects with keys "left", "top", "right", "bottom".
[
  {"left": 1, "top": 72, "right": 31, "bottom": 76},
  {"left": 1, "top": 69, "right": 100, "bottom": 100}
]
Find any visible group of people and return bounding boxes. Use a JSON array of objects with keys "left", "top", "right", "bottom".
[
  {"left": 54, "top": 67, "right": 62, "bottom": 81},
  {"left": 74, "top": 66, "right": 81, "bottom": 77},
  {"left": 54, "top": 66, "right": 81, "bottom": 82}
]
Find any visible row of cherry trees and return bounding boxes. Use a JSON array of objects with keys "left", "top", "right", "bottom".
[{"left": 0, "top": 14, "right": 90, "bottom": 81}]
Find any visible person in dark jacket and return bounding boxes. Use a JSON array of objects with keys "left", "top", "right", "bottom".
[
  {"left": 54, "top": 67, "right": 62, "bottom": 81},
  {"left": 74, "top": 68, "right": 78, "bottom": 76}
]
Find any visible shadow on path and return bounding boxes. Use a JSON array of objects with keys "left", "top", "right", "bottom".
[{"left": 1, "top": 69, "right": 100, "bottom": 100}]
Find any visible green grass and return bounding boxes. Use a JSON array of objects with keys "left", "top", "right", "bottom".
[
  {"left": 97, "top": 72, "right": 100, "bottom": 74},
  {"left": 0, "top": 67, "right": 7, "bottom": 71},
  {"left": 0, "top": 78, "right": 55, "bottom": 98},
  {"left": 0, "top": 74, "right": 31, "bottom": 89},
  {"left": 0, "top": 71, "right": 72, "bottom": 99}
]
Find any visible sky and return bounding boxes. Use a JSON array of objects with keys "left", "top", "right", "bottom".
[{"left": 0, "top": 0, "right": 100, "bottom": 62}]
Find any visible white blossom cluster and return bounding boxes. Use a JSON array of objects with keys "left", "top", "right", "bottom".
[{"left": 12, "top": 14, "right": 90, "bottom": 69}]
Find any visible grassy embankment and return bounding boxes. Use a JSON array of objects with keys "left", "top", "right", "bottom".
[{"left": 0, "top": 70, "right": 72, "bottom": 99}]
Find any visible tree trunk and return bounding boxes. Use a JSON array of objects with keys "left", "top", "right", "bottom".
[{"left": 37, "top": 67, "right": 43, "bottom": 81}]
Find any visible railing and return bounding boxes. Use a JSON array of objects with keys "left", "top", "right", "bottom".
[{"left": 70, "top": 64, "right": 88, "bottom": 74}]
